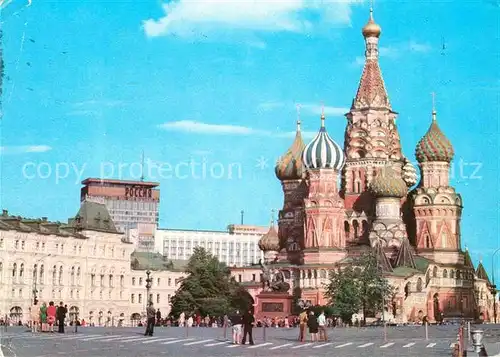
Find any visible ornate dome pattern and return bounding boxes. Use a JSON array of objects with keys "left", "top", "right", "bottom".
[
  {"left": 258, "top": 224, "right": 280, "bottom": 252},
  {"left": 402, "top": 157, "right": 418, "bottom": 187},
  {"left": 362, "top": 9, "right": 381, "bottom": 38},
  {"left": 303, "top": 116, "right": 345, "bottom": 171},
  {"left": 370, "top": 164, "right": 408, "bottom": 198},
  {"left": 275, "top": 121, "right": 306, "bottom": 181},
  {"left": 415, "top": 113, "right": 454, "bottom": 163}
]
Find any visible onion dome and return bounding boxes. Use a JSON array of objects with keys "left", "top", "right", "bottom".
[
  {"left": 402, "top": 157, "right": 418, "bottom": 187},
  {"left": 362, "top": 8, "right": 381, "bottom": 38},
  {"left": 370, "top": 164, "right": 407, "bottom": 198},
  {"left": 258, "top": 223, "right": 280, "bottom": 252},
  {"left": 275, "top": 120, "right": 306, "bottom": 180},
  {"left": 415, "top": 110, "right": 455, "bottom": 163},
  {"left": 302, "top": 114, "right": 345, "bottom": 171}
]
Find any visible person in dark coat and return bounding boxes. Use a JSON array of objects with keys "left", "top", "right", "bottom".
[
  {"left": 144, "top": 302, "right": 156, "bottom": 336},
  {"left": 307, "top": 311, "right": 319, "bottom": 342},
  {"left": 56, "top": 302, "right": 67, "bottom": 333},
  {"left": 241, "top": 309, "right": 255, "bottom": 345}
]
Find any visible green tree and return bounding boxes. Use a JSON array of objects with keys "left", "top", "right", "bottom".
[
  {"left": 324, "top": 265, "right": 362, "bottom": 323},
  {"left": 324, "top": 252, "right": 393, "bottom": 325},
  {"left": 169, "top": 247, "right": 253, "bottom": 318}
]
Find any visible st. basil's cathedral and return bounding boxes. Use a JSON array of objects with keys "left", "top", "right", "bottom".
[{"left": 232, "top": 9, "right": 497, "bottom": 323}]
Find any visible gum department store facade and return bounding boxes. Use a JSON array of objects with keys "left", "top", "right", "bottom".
[
  {"left": 232, "top": 10, "right": 497, "bottom": 323},
  {"left": 0, "top": 202, "right": 186, "bottom": 325}
]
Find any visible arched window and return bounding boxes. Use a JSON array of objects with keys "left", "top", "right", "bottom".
[
  {"left": 443, "top": 269, "right": 448, "bottom": 278},
  {"left": 426, "top": 235, "right": 431, "bottom": 248},
  {"left": 353, "top": 220, "right": 360, "bottom": 239},
  {"left": 404, "top": 282, "right": 411, "bottom": 298},
  {"left": 71, "top": 267, "right": 75, "bottom": 285},
  {"left": 416, "top": 278, "right": 423, "bottom": 292},
  {"left": 109, "top": 275, "right": 113, "bottom": 288},
  {"left": 120, "top": 275, "right": 124, "bottom": 287},
  {"left": 432, "top": 266, "right": 438, "bottom": 278},
  {"left": 132, "top": 277, "right": 136, "bottom": 286},
  {"left": 76, "top": 267, "right": 81, "bottom": 285},
  {"left": 58, "top": 266, "right": 63, "bottom": 285},
  {"left": 344, "top": 221, "right": 350, "bottom": 236},
  {"left": 12, "top": 263, "right": 17, "bottom": 277},
  {"left": 33, "top": 264, "right": 38, "bottom": 284},
  {"left": 139, "top": 277, "right": 143, "bottom": 285},
  {"left": 52, "top": 265, "right": 57, "bottom": 284},
  {"left": 450, "top": 270, "right": 455, "bottom": 279},
  {"left": 19, "top": 264, "right": 24, "bottom": 279},
  {"left": 39, "top": 264, "right": 44, "bottom": 283}
]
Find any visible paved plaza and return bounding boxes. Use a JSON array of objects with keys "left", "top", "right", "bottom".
[{"left": 1, "top": 324, "right": 499, "bottom": 357}]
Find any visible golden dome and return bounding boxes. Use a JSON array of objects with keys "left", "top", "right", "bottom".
[
  {"left": 275, "top": 120, "right": 305, "bottom": 181},
  {"left": 258, "top": 224, "right": 280, "bottom": 252},
  {"left": 362, "top": 9, "right": 381, "bottom": 38}
]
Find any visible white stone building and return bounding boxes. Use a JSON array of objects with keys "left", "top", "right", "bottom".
[
  {"left": 0, "top": 203, "right": 185, "bottom": 325},
  {"left": 153, "top": 224, "right": 267, "bottom": 267}
]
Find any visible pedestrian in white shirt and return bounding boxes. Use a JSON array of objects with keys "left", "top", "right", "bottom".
[{"left": 318, "top": 311, "right": 327, "bottom": 342}]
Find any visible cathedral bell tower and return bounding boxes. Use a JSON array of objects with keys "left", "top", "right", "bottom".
[
  {"left": 412, "top": 101, "right": 463, "bottom": 264},
  {"left": 301, "top": 113, "right": 347, "bottom": 265},
  {"left": 275, "top": 116, "right": 307, "bottom": 264},
  {"left": 341, "top": 8, "right": 406, "bottom": 243}
]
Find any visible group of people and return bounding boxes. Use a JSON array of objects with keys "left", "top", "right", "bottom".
[
  {"left": 229, "top": 309, "right": 255, "bottom": 345},
  {"left": 30, "top": 300, "right": 68, "bottom": 333},
  {"left": 298, "top": 309, "right": 328, "bottom": 342}
]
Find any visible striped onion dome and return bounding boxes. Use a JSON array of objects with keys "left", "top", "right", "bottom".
[
  {"left": 258, "top": 224, "right": 280, "bottom": 252},
  {"left": 275, "top": 120, "right": 306, "bottom": 181},
  {"left": 402, "top": 157, "right": 418, "bottom": 188},
  {"left": 370, "top": 164, "right": 408, "bottom": 198},
  {"left": 415, "top": 111, "right": 454, "bottom": 163},
  {"left": 302, "top": 114, "right": 345, "bottom": 171}
]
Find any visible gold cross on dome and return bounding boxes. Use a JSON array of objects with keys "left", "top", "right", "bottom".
[
  {"left": 296, "top": 103, "right": 301, "bottom": 125},
  {"left": 431, "top": 92, "right": 436, "bottom": 111}
]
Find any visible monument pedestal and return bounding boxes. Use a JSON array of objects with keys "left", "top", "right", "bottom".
[{"left": 255, "top": 292, "right": 294, "bottom": 320}]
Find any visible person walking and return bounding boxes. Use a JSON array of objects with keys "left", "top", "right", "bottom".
[
  {"left": 47, "top": 301, "right": 56, "bottom": 333},
  {"left": 156, "top": 309, "right": 161, "bottom": 326},
  {"left": 318, "top": 310, "right": 327, "bottom": 341},
  {"left": 56, "top": 302, "right": 67, "bottom": 333},
  {"left": 298, "top": 308, "right": 308, "bottom": 342},
  {"left": 39, "top": 302, "right": 48, "bottom": 332},
  {"left": 241, "top": 309, "right": 254, "bottom": 345},
  {"left": 307, "top": 311, "right": 319, "bottom": 342},
  {"left": 30, "top": 300, "right": 39, "bottom": 333},
  {"left": 144, "top": 301, "right": 156, "bottom": 336},
  {"left": 230, "top": 310, "right": 242, "bottom": 344}
]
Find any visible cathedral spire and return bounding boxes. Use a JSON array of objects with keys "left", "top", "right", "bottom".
[{"left": 353, "top": 7, "right": 390, "bottom": 110}]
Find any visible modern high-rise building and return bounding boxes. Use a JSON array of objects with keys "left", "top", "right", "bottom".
[{"left": 80, "top": 178, "right": 160, "bottom": 235}]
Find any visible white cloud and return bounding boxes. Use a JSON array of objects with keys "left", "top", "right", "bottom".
[
  {"left": 143, "top": 0, "right": 363, "bottom": 38},
  {"left": 0, "top": 145, "right": 52, "bottom": 154},
  {"left": 409, "top": 40, "right": 431, "bottom": 53},
  {"left": 158, "top": 120, "right": 267, "bottom": 135}
]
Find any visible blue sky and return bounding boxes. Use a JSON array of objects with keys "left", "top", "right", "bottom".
[{"left": 1, "top": 1, "right": 499, "bottom": 273}]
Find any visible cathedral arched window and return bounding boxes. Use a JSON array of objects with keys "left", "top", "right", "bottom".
[
  {"left": 58, "top": 266, "right": 63, "bottom": 285},
  {"left": 362, "top": 221, "right": 369, "bottom": 238},
  {"left": 425, "top": 235, "right": 431, "bottom": 248},
  {"left": 443, "top": 269, "right": 448, "bottom": 278},
  {"left": 19, "top": 264, "right": 24, "bottom": 280},
  {"left": 355, "top": 181, "right": 361, "bottom": 193},
  {"left": 416, "top": 278, "right": 423, "bottom": 292},
  {"left": 344, "top": 221, "right": 350, "bottom": 236},
  {"left": 404, "top": 282, "right": 411, "bottom": 298},
  {"left": 12, "top": 263, "right": 17, "bottom": 277},
  {"left": 353, "top": 220, "right": 360, "bottom": 239},
  {"left": 71, "top": 266, "right": 75, "bottom": 285},
  {"left": 450, "top": 270, "right": 455, "bottom": 279},
  {"left": 432, "top": 266, "right": 438, "bottom": 278},
  {"left": 33, "top": 264, "right": 38, "bottom": 284},
  {"left": 52, "top": 265, "right": 57, "bottom": 284}
]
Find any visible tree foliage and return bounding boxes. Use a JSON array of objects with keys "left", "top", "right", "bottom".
[
  {"left": 324, "top": 252, "right": 393, "bottom": 324},
  {"left": 169, "top": 247, "right": 253, "bottom": 318}
]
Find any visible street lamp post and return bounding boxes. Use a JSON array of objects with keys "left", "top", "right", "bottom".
[
  {"left": 492, "top": 248, "right": 500, "bottom": 323},
  {"left": 145, "top": 270, "right": 152, "bottom": 304}
]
